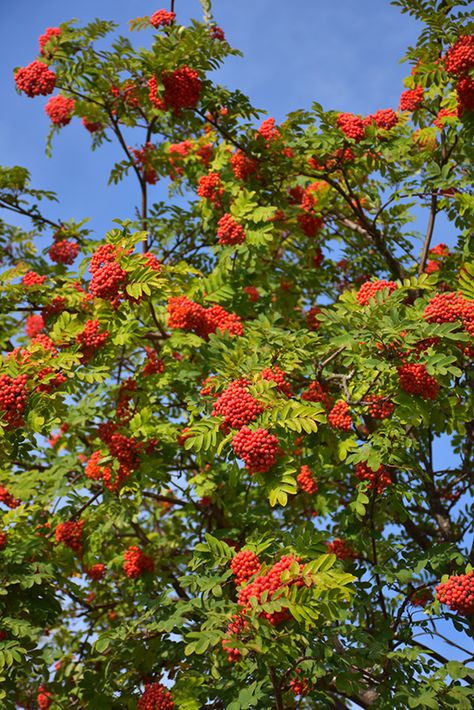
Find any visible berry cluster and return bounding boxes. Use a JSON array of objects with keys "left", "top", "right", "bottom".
[
  {"left": 289, "top": 672, "right": 311, "bottom": 697},
  {"left": 0, "top": 486, "right": 20, "bottom": 509},
  {"left": 143, "top": 347, "right": 165, "bottom": 376},
  {"left": 261, "top": 366, "right": 291, "bottom": 396},
  {"left": 355, "top": 461, "right": 392, "bottom": 494},
  {"left": 167, "top": 297, "right": 243, "bottom": 337},
  {"left": 424, "top": 292, "right": 472, "bottom": 332},
  {"left": 399, "top": 86, "right": 424, "bottom": 111},
  {"left": 326, "top": 538, "right": 357, "bottom": 560},
  {"left": 161, "top": 66, "right": 201, "bottom": 112},
  {"left": 435, "top": 571, "right": 474, "bottom": 616},
  {"left": 0, "top": 531, "right": 7, "bottom": 550},
  {"left": 398, "top": 363, "right": 439, "bottom": 400},
  {"left": 365, "top": 394, "right": 394, "bottom": 420},
  {"left": 222, "top": 613, "right": 247, "bottom": 662},
  {"left": 231, "top": 150, "right": 258, "bottom": 180},
  {"left": 22, "top": 271, "right": 47, "bottom": 287},
  {"left": 89, "top": 244, "right": 128, "bottom": 300},
  {"left": 0, "top": 374, "right": 28, "bottom": 427},
  {"left": 37, "top": 686, "right": 53, "bottom": 710},
  {"left": 444, "top": 35, "right": 474, "bottom": 76},
  {"left": 76, "top": 320, "right": 109, "bottom": 359},
  {"left": 237, "top": 554, "right": 303, "bottom": 625},
  {"left": 39, "top": 27, "right": 61, "bottom": 55},
  {"left": 230, "top": 550, "right": 261, "bottom": 585},
  {"left": 356, "top": 279, "right": 397, "bottom": 305},
  {"left": 217, "top": 214, "right": 246, "bottom": 246},
  {"left": 82, "top": 117, "right": 103, "bottom": 133},
  {"left": 306, "top": 305, "right": 322, "bottom": 331},
  {"left": 197, "top": 172, "right": 223, "bottom": 205},
  {"left": 212, "top": 380, "right": 263, "bottom": 429},
  {"left": 410, "top": 588, "right": 433, "bottom": 607},
  {"left": 297, "top": 212, "right": 323, "bottom": 237},
  {"left": 25, "top": 314, "right": 45, "bottom": 337},
  {"left": 48, "top": 239, "right": 79, "bottom": 264},
  {"left": 15, "top": 61, "right": 56, "bottom": 97},
  {"left": 368, "top": 108, "right": 399, "bottom": 130},
  {"left": 55, "top": 519, "right": 84, "bottom": 556},
  {"left": 297, "top": 465, "right": 318, "bottom": 494},
  {"left": 301, "top": 380, "right": 333, "bottom": 411},
  {"left": 232, "top": 426, "right": 282, "bottom": 473},
  {"left": 123, "top": 545, "right": 155, "bottom": 578},
  {"left": 243, "top": 285, "right": 259, "bottom": 302},
  {"left": 86, "top": 563, "right": 106, "bottom": 581},
  {"left": 457, "top": 76, "right": 474, "bottom": 115},
  {"left": 138, "top": 682, "right": 174, "bottom": 709},
  {"left": 328, "top": 400, "right": 352, "bottom": 431},
  {"left": 45, "top": 95, "right": 75, "bottom": 126},
  {"left": 258, "top": 117, "right": 280, "bottom": 141},
  {"left": 337, "top": 113, "right": 365, "bottom": 142},
  {"left": 150, "top": 9, "right": 176, "bottom": 28}
]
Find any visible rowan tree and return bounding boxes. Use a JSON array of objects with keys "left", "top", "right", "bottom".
[{"left": 0, "top": 1, "right": 473, "bottom": 708}]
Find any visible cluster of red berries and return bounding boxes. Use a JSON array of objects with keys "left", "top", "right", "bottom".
[
  {"left": 123, "top": 545, "right": 155, "bottom": 578},
  {"left": 49, "top": 238, "right": 79, "bottom": 264},
  {"left": 86, "top": 563, "right": 106, "bottom": 581},
  {"left": 261, "top": 366, "right": 291, "bottom": 396},
  {"left": 326, "top": 538, "right": 357, "bottom": 560},
  {"left": 55, "top": 519, "right": 84, "bottom": 556},
  {"left": 410, "top": 587, "right": 433, "bottom": 607},
  {"left": 237, "top": 554, "right": 303, "bottom": 625},
  {"left": 230, "top": 150, "right": 258, "bottom": 180},
  {"left": 212, "top": 379, "right": 263, "bottom": 429},
  {"left": 37, "top": 685, "right": 53, "bottom": 710},
  {"left": 424, "top": 292, "right": 473, "bottom": 336},
  {"left": 138, "top": 682, "right": 174, "bottom": 709},
  {"left": 365, "top": 394, "right": 394, "bottom": 420},
  {"left": 230, "top": 550, "right": 261, "bottom": 585},
  {"left": 444, "top": 35, "right": 474, "bottom": 76},
  {"left": 15, "top": 61, "right": 56, "bottom": 97},
  {"left": 217, "top": 213, "right": 246, "bottom": 246},
  {"left": 25, "top": 314, "right": 45, "bottom": 337},
  {"left": 45, "top": 95, "right": 75, "bottom": 126},
  {"left": 0, "top": 374, "right": 28, "bottom": 427},
  {"left": 328, "top": 400, "right": 352, "bottom": 431},
  {"left": 89, "top": 244, "right": 128, "bottom": 300},
  {"left": 435, "top": 571, "right": 474, "bottom": 616},
  {"left": 37, "top": 366, "right": 67, "bottom": 394},
  {"left": 258, "top": 117, "right": 280, "bottom": 141},
  {"left": 0, "top": 531, "right": 7, "bottom": 550},
  {"left": 222, "top": 613, "right": 247, "bottom": 662},
  {"left": 355, "top": 461, "right": 392, "bottom": 494},
  {"left": 337, "top": 112, "right": 365, "bottom": 142},
  {"left": 306, "top": 305, "right": 323, "bottom": 330},
  {"left": 149, "top": 66, "right": 201, "bottom": 113},
  {"left": 297, "top": 212, "right": 323, "bottom": 237},
  {"left": 289, "top": 672, "right": 311, "bottom": 697},
  {"left": 197, "top": 172, "right": 223, "bottom": 205},
  {"left": 232, "top": 426, "right": 282, "bottom": 473},
  {"left": 399, "top": 86, "right": 424, "bottom": 111},
  {"left": 366, "top": 108, "right": 399, "bottom": 130},
  {"left": 456, "top": 76, "right": 474, "bottom": 115},
  {"left": 0, "top": 487, "right": 20, "bottom": 509},
  {"left": 76, "top": 320, "right": 109, "bottom": 359},
  {"left": 143, "top": 347, "right": 165, "bottom": 376},
  {"left": 22, "top": 271, "right": 47, "bottom": 286},
  {"left": 297, "top": 465, "right": 318, "bottom": 494},
  {"left": 356, "top": 279, "right": 397, "bottom": 305},
  {"left": 398, "top": 363, "right": 439, "bottom": 400},
  {"left": 243, "top": 285, "right": 259, "bottom": 302},
  {"left": 39, "top": 27, "right": 61, "bottom": 55},
  {"left": 301, "top": 380, "right": 333, "bottom": 411},
  {"left": 109, "top": 432, "right": 141, "bottom": 469},
  {"left": 167, "top": 296, "right": 243, "bottom": 337},
  {"left": 150, "top": 9, "right": 176, "bottom": 28},
  {"left": 82, "top": 117, "right": 103, "bottom": 133}
]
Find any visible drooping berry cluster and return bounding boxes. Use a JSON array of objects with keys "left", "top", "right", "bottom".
[
  {"left": 138, "top": 682, "right": 174, "bottom": 709},
  {"left": 435, "top": 571, "right": 474, "bottom": 616},
  {"left": 39, "top": 27, "right": 61, "bottom": 55},
  {"left": 326, "top": 538, "right": 357, "bottom": 560},
  {"left": 399, "top": 86, "right": 424, "bottom": 111},
  {"left": 306, "top": 305, "right": 322, "bottom": 330},
  {"left": 297, "top": 465, "right": 318, "bottom": 494},
  {"left": 45, "top": 95, "right": 75, "bottom": 126},
  {"left": 230, "top": 150, "right": 258, "bottom": 180},
  {"left": 398, "top": 363, "right": 439, "bottom": 400},
  {"left": 244, "top": 285, "right": 259, "bottom": 302},
  {"left": 424, "top": 292, "right": 473, "bottom": 334},
  {"left": 232, "top": 426, "right": 282, "bottom": 473},
  {"left": 328, "top": 400, "right": 352, "bottom": 431},
  {"left": 0, "top": 486, "right": 20, "bottom": 509},
  {"left": 356, "top": 280, "right": 397, "bottom": 305},
  {"left": 212, "top": 380, "right": 263, "bottom": 429},
  {"left": 289, "top": 672, "right": 311, "bottom": 697},
  {"left": 337, "top": 113, "right": 365, "bottom": 142},
  {"left": 258, "top": 117, "right": 280, "bottom": 141},
  {"left": 0, "top": 531, "right": 7, "bottom": 550},
  {"left": 86, "top": 563, "right": 106, "bottom": 581},
  {"left": 355, "top": 461, "right": 392, "bottom": 494},
  {"left": 365, "top": 394, "right": 394, "bottom": 420},
  {"left": 167, "top": 297, "right": 243, "bottom": 338},
  {"left": 0, "top": 374, "right": 28, "bottom": 427},
  {"left": 22, "top": 271, "right": 47, "bottom": 286},
  {"left": 37, "top": 685, "right": 53, "bottom": 710},
  {"left": 217, "top": 214, "right": 246, "bottom": 246},
  {"left": 89, "top": 244, "right": 128, "bottom": 300},
  {"left": 457, "top": 76, "right": 474, "bottom": 114},
  {"left": 15, "top": 61, "right": 56, "bottom": 97},
  {"left": 160, "top": 66, "right": 202, "bottom": 112},
  {"left": 301, "top": 381, "right": 333, "bottom": 411},
  {"left": 143, "top": 347, "right": 165, "bottom": 376},
  {"left": 237, "top": 554, "right": 303, "bottom": 625},
  {"left": 55, "top": 519, "right": 84, "bottom": 556},
  {"left": 197, "top": 172, "right": 223, "bottom": 205},
  {"left": 150, "top": 9, "right": 176, "bottom": 28},
  {"left": 82, "top": 117, "right": 103, "bottom": 133},
  {"left": 222, "top": 613, "right": 247, "bottom": 662},
  {"left": 261, "top": 366, "right": 291, "bottom": 396},
  {"left": 48, "top": 239, "right": 79, "bottom": 264},
  {"left": 25, "top": 314, "right": 45, "bottom": 337},
  {"left": 230, "top": 550, "right": 261, "bottom": 585},
  {"left": 443, "top": 35, "right": 474, "bottom": 76},
  {"left": 368, "top": 108, "right": 399, "bottom": 130},
  {"left": 123, "top": 545, "right": 155, "bottom": 578},
  {"left": 297, "top": 212, "right": 323, "bottom": 237},
  {"left": 76, "top": 320, "right": 109, "bottom": 359}
]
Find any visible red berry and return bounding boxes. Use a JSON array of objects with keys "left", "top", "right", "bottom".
[
  {"left": 150, "top": 9, "right": 176, "bottom": 28},
  {"left": 230, "top": 151, "right": 258, "bottom": 180},
  {"left": 365, "top": 394, "right": 394, "bottom": 420},
  {"left": 398, "top": 363, "right": 439, "bottom": 400},
  {"left": 45, "top": 95, "right": 75, "bottom": 126},
  {"left": 355, "top": 461, "right": 392, "bottom": 494},
  {"left": 326, "top": 538, "right": 357, "bottom": 560},
  {"left": 261, "top": 366, "right": 291, "bottom": 396},
  {"left": 0, "top": 487, "right": 20, "bottom": 509},
  {"left": 48, "top": 239, "right": 79, "bottom": 264},
  {"left": 297, "top": 465, "right": 318, "bottom": 494},
  {"left": 39, "top": 27, "right": 61, "bottom": 55},
  {"left": 212, "top": 380, "right": 263, "bottom": 429},
  {"left": 217, "top": 214, "right": 246, "bottom": 246},
  {"left": 399, "top": 86, "right": 424, "bottom": 111},
  {"left": 230, "top": 550, "right": 261, "bottom": 585},
  {"left": 444, "top": 35, "right": 474, "bottom": 76},
  {"left": 328, "top": 401, "right": 352, "bottom": 431},
  {"left": 86, "top": 563, "right": 106, "bottom": 581},
  {"left": 15, "top": 61, "right": 56, "bottom": 97},
  {"left": 56, "top": 519, "right": 84, "bottom": 556},
  {"left": 356, "top": 280, "right": 397, "bottom": 305},
  {"left": 197, "top": 172, "right": 223, "bottom": 205},
  {"left": 123, "top": 545, "right": 154, "bottom": 578},
  {"left": 337, "top": 112, "right": 365, "bottom": 142},
  {"left": 436, "top": 571, "right": 474, "bottom": 616},
  {"left": 0, "top": 374, "right": 28, "bottom": 427},
  {"left": 232, "top": 427, "right": 282, "bottom": 473}
]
